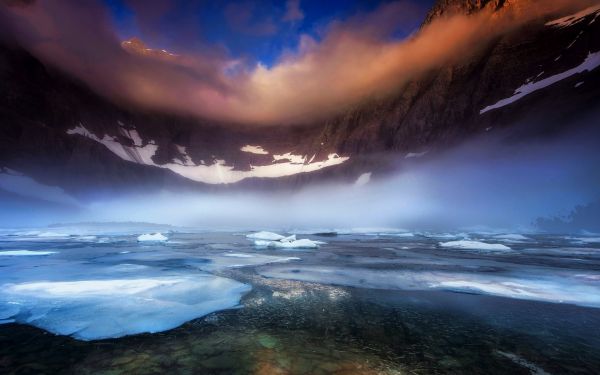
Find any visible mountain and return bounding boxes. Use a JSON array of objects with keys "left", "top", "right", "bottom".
[{"left": 0, "top": 1, "right": 599, "bottom": 200}]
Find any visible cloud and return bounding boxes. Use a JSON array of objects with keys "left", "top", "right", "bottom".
[
  {"left": 283, "top": 0, "right": 303, "bottom": 22},
  {"left": 0, "top": 0, "right": 594, "bottom": 125},
  {"left": 224, "top": 1, "right": 278, "bottom": 36}
]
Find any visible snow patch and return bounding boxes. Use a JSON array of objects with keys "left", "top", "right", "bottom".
[
  {"left": 67, "top": 125, "right": 349, "bottom": 184},
  {"left": 480, "top": 51, "right": 600, "bottom": 114},
  {"left": 439, "top": 240, "right": 511, "bottom": 251},
  {"left": 273, "top": 152, "right": 306, "bottom": 164},
  {"left": 241, "top": 145, "right": 269, "bottom": 155},
  {"left": 545, "top": 4, "right": 600, "bottom": 28}
]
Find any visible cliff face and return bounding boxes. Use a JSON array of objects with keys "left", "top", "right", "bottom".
[
  {"left": 318, "top": 2, "right": 600, "bottom": 155},
  {"left": 423, "top": 0, "right": 505, "bottom": 24},
  {"left": 0, "top": 2, "right": 599, "bottom": 197}
]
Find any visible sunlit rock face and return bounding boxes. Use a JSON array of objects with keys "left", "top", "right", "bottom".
[
  {"left": 121, "top": 37, "right": 179, "bottom": 61},
  {"left": 0, "top": 1, "right": 599, "bottom": 195}
]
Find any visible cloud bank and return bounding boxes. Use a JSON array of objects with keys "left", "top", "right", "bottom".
[{"left": 0, "top": 0, "right": 594, "bottom": 124}]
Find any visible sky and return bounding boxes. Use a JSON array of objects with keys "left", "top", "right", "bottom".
[
  {"left": 101, "top": 0, "right": 434, "bottom": 67},
  {"left": 0, "top": 0, "right": 592, "bottom": 125}
]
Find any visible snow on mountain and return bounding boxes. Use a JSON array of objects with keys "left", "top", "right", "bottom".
[
  {"left": 545, "top": 4, "right": 600, "bottom": 28},
  {"left": 240, "top": 145, "right": 269, "bottom": 154},
  {"left": 480, "top": 51, "right": 600, "bottom": 114},
  {"left": 67, "top": 125, "right": 350, "bottom": 184}
]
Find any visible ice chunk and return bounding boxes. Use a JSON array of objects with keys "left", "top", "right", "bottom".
[
  {"left": 439, "top": 240, "right": 511, "bottom": 251},
  {"left": 494, "top": 234, "right": 530, "bottom": 242},
  {"left": 280, "top": 234, "right": 297, "bottom": 243},
  {"left": 223, "top": 253, "right": 255, "bottom": 258},
  {"left": 0, "top": 276, "right": 250, "bottom": 340},
  {"left": 246, "top": 231, "right": 285, "bottom": 241},
  {"left": 36, "top": 231, "right": 69, "bottom": 237},
  {"left": 254, "top": 238, "right": 323, "bottom": 249},
  {"left": 137, "top": 233, "right": 168, "bottom": 242},
  {"left": 0, "top": 250, "right": 57, "bottom": 256},
  {"left": 572, "top": 237, "right": 600, "bottom": 244}
]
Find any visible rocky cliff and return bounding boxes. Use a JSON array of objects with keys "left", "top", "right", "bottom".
[{"left": 0, "top": 1, "right": 599, "bottom": 199}]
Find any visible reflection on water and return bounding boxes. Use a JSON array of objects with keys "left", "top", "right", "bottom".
[{"left": 0, "top": 228, "right": 600, "bottom": 374}]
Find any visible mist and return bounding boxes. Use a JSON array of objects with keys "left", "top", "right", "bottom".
[{"left": 3, "top": 124, "right": 599, "bottom": 233}]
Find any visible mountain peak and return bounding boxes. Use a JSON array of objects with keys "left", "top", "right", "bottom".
[{"left": 423, "top": 0, "right": 508, "bottom": 24}]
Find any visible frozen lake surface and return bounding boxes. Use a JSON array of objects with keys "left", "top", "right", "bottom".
[{"left": 1, "top": 225, "right": 599, "bottom": 374}]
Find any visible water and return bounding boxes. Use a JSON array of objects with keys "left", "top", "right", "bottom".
[{"left": 0, "top": 226, "right": 599, "bottom": 374}]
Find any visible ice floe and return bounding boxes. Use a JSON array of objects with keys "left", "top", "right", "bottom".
[
  {"left": 246, "top": 231, "right": 286, "bottom": 241},
  {"left": 137, "top": 233, "right": 168, "bottom": 242},
  {"left": 439, "top": 240, "right": 511, "bottom": 251},
  {"left": 0, "top": 250, "right": 57, "bottom": 256},
  {"left": 493, "top": 234, "right": 530, "bottom": 242},
  {"left": 260, "top": 266, "right": 600, "bottom": 308},
  {"left": 196, "top": 253, "right": 300, "bottom": 271},
  {"left": 254, "top": 238, "right": 324, "bottom": 249},
  {"left": 247, "top": 232, "right": 324, "bottom": 249},
  {"left": 0, "top": 276, "right": 250, "bottom": 340}
]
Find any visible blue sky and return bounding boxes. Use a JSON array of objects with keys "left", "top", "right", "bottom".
[{"left": 102, "top": 0, "right": 434, "bottom": 66}]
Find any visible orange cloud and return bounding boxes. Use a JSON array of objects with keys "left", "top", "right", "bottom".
[{"left": 0, "top": 0, "right": 594, "bottom": 125}]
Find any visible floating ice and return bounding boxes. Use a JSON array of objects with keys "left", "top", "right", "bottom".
[
  {"left": 493, "top": 234, "right": 530, "bottom": 242},
  {"left": 280, "top": 234, "right": 297, "bottom": 242},
  {"left": 254, "top": 238, "right": 323, "bottom": 249},
  {"left": 137, "top": 233, "right": 168, "bottom": 242},
  {"left": 223, "top": 253, "right": 255, "bottom": 258},
  {"left": 572, "top": 237, "right": 600, "bottom": 244},
  {"left": 0, "top": 276, "right": 250, "bottom": 340},
  {"left": 260, "top": 266, "right": 600, "bottom": 308},
  {"left": 246, "top": 231, "right": 285, "bottom": 241},
  {"left": 0, "top": 250, "right": 57, "bottom": 256},
  {"left": 197, "top": 253, "right": 300, "bottom": 271},
  {"left": 439, "top": 240, "right": 511, "bottom": 251}
]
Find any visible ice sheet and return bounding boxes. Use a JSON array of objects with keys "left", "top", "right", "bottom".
[
  {"left": 260, "top": 266, "right": 600, "bottom": 308},
  {"left": 137, "top": 233, "right": 168, "bottom": 241},
  {"left": 439, "top": 240, "right": 511, "bottom": 251},
  {"left": 0, "top": 276, "right": 250, "bottom": 340},
  {"left": 0, "top": 250, "right": 57, "bottom": 256}
]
